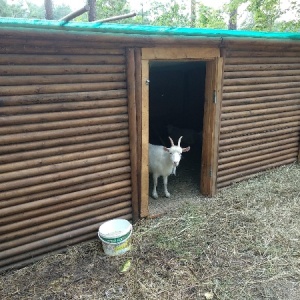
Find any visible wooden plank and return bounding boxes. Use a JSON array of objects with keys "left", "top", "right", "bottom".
[
  {"left": 223, "top": 75, "right": 300, "bottom": 86},
  {"left": 217, "top": 158, "right": 296, "bottom": 188},
  {"left": 0, "top": 73, "right": 126, "bottom": 86},
  {"left": 224, "top": 63, "right": 300, "bottom": 72},
  {"left": 140, "top": 59, "right": 150, "bottom": 217},
  {"left": 200, "top": 57, "right": 223, "bottom": 196},
  {"left": 142, "top": 47, "right": 220, "bottom": 60},
  {"left": 134, "top": 48, "right": 142, "bottom": 218},
  {"left": 126, "top": 48, "right": 139, "bottom": 222}
]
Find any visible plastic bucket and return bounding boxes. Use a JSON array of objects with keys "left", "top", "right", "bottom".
[{"left": 98, "top": 219, "right": 132, "bottom": 256}]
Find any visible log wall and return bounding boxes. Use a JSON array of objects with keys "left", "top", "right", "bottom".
[
  {"left": 218, "top": 47, "right": 300, "bottom": 188},
  {"left": 0, "top": 38, "right": 133, "bottom": 271}
]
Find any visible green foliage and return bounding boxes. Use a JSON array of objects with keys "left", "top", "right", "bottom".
[
  {"left": 53, "top": 4, "right": 72, "bottom": 20},
  {"left": 196, "top": 3, "right": 226, "bottom": 29},
  {"left": 150, "top": 0, "right": 190, "bottom": 27},
  {"left": 95, "top": 0, "right": 130, "bottom": 22},
  {"left": 0, "top": 0, "right": 72, "bottom": 20}
]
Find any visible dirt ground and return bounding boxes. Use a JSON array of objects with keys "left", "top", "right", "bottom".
[{"left": 0, "top": 163, "right": 299, "bottom": 300}]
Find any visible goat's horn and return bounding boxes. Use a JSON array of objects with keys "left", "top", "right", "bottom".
[
  {"left": 168, "top": 136, "right": 174, "bottom": 146},
  {"left": 178, "top": 136, "right": 183, "bottom": 147}
]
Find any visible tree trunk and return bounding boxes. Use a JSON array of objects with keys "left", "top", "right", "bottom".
[
  {"left": 88, "top": 0, "right": 97, "bottom": 22},
  {"left": 190, "top": 0, "right": 196, "bottom": 28},
  {"left": 44, "top": 0, "right": 54, "bottom": 20},
  {"left": 228, "top": 8, "right": 238, "bottom": 30}
]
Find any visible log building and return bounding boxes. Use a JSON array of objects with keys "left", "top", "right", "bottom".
[{"left": 0, "top": 18, "right": 299, "bottom": 271}]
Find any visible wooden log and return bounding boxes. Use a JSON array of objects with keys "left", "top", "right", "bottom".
[
  {"left": 222, "top": 105, "right": 300, "bottom": 119},
  {"left": 0, "top": 207, "right": 132, "bottom": 261},
  {"left": 225, "top": 57, "right": 300, "bottom": 64},
  {"left": 0, "top": 73, "right": 126, "bottom": 86},
  {"left": 1, "top": 114, "right": 129, "bottom": 146},
  {"left": 0, "top": 42, "right": 125, "bottom": 55},
  {"left": 219, "top": 132, "right": 297, "bottom": 152},
  {"left": 222, "top": 38, "right": 300, "bottom": 48},
  {"left": 225, "top": 63, "right": 300, "bottom": 72},
  {"left": 220, "top": 121, "right": 300, "bottom": 137},
  {"left": 0, "top": 192, "right": 131, "bottom": 240},
  {"left": 0, "top": 200, "right": 132, "bottom": 251},
  {"left": 0, "top": 90, "right": 127, "bottom": 106},
  {"left": 221, "top": 92, "right": 300, "bottom": 106},
  {"left": 220, "top": 128, "right": 298, "bottom": 150},
  {"left": 221, "top": 112, "right": 300, "bottom": 127},
  {"left": 0, "top": 27, "right": 222, "bottom": 47},
  {"left": 217, "top": 155, "right": 296, "bottom": 183},
  {"left": 222, "top": 87, "right": 300, "bottom": 100},
  {"left": 0, "top": 166, "right": 130, "bottom": 218},
  {"left": 0, "top": 178, "right": 131, "bottom": 220},
  {"left": 223, "top": 75, "right": 300, "bottom": 86},
  {"left": 218, "top": 141, "right": 299, "bottom": 164},
  {"left": 59, "top": 5, "right": 90, "bottom": 22},
  {"left": 0, "top": 145, "right": 130, "bottom": 183},
  {"left": 0, "top": 211, "right": 133, "bottom": 271},
  {"left": 219, "top": 137, "right": 299, "bottom": 159},
  {"left": 217, "top": 158, "right": 296, "bottom": 187},
  {"left": 0, "top": 151, "right": 127, "bottom": 191},
  {"left": 218, "top": 148, "right": 297, "bottom": 174},
  {"left": 0, "top": 81, "right": 126, "bottom": 96},
  {"left": 134, "top": 48, "right": 142, "bottom": 214},
  {"left": 0, "top": 64, "right": 125, "bottom": 75},
  {"left": 126, "top": 48, "right": 139, "bottom": 222},
  {"left": 222, "top": 99, "right": 300, "bottom": 112},
  {"left": 0, "top": 232, "right": 97, "bottom": 272},
  {"left": 201, "top": 58, "right": 223, "bottom": 196},
  {"left": 1, "top": 174, "right": 131, "bottom": 211},
  {"left": 0, "top": 123, "right": 128, "bottom": 153},
  {"left": 0, "top": 161, "right": 131, "bottom": 206},
  {"left": 0, "top": 54, "right": 125, "bottom": 65},
  {"left": 0, "top": 106, "right": 128, "bottom": 126},
  {"left": 224, "top": 69, "right": 300, "bottom": 79},
  {"left": 0, "top": 99, "right": 127, "bottom": 116},
  {"left": 223, "top": 81, "right": 300, "bottom": 93},
  {"left": 226, "top": 50, "right": 300, "bottom": 57},
  {"left": 1, "top": 98, "right": 127, "bottom": 116},
  {"left": 0, "top": 197, "right": 131, "bottom": 241},
  {"left": 0, "top": 130, "right": 129, "bottom": 164}
]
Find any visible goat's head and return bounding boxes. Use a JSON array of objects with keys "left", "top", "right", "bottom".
[{"left": 163, "top": 136, "right": 190, "bottom": 167}]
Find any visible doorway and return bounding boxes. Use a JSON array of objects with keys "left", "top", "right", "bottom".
[{"left": 140, "top": 48, "right": 222, "bottom": 217}]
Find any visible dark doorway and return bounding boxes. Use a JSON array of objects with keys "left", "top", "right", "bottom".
[{"left": 148, "top": 60, "right": 206, "bottom": 210}]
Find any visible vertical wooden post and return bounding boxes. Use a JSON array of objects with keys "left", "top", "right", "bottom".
[
  {"left": 126, "top": 48, "right": 139, "bottom": 222},
  {"left": 134, "top": 48, "right": 142, "bottom": 218},
  {"left": 200, "top": 57, "right": 223, "bottom": 196},
  {"left": 140, "top": 59, "right": 150, "bottom": 217}
]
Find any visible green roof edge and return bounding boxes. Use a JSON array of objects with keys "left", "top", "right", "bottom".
[{"left": 0, "top": 17, "right": 300, "bottom": 40}]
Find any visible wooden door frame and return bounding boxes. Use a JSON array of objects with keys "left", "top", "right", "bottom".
[{"left": 140, "top": 47, "right": 223, "bottom": 217}]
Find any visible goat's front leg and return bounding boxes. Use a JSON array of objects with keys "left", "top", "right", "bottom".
[
  {"left": 152, "top": 173, "right": 159, "bottom": 199},
  {"left": 163, "top": 176, "right": 170, "bottom": 198}
]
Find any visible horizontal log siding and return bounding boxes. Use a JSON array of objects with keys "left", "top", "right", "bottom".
[
  {"left": 218, "top": 48, "right": 300, "bottom": 188},
  {"left": 0, "top": 39, "right": 132, "bottom": 271}
]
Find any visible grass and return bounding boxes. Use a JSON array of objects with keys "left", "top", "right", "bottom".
[{"left": 0, "top": 163, "right": 299, "bottom": 299}]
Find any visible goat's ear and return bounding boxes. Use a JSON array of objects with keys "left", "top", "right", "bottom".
[
  {"left": 163, "top": 147, "right": 169, "bottom": 152},
  {"left": 182, "top": 146, "right": 190, "bottom": 152}
]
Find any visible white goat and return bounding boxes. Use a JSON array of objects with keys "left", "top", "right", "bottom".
[{"left": 149, "top": 136, "right": 190, "bottom": 199}]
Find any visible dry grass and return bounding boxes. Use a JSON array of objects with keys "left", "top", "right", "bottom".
[{"left": 1, "top": 163, "right": 299, "bottom": 300}]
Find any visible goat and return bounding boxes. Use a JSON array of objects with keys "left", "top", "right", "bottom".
[{"left": 149, "top": 136, "right": 190, "bottom": 199}]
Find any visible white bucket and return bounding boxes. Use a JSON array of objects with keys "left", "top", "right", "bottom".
[{"left": 98, "top": 219, "right": 132, "bottom": 256}]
